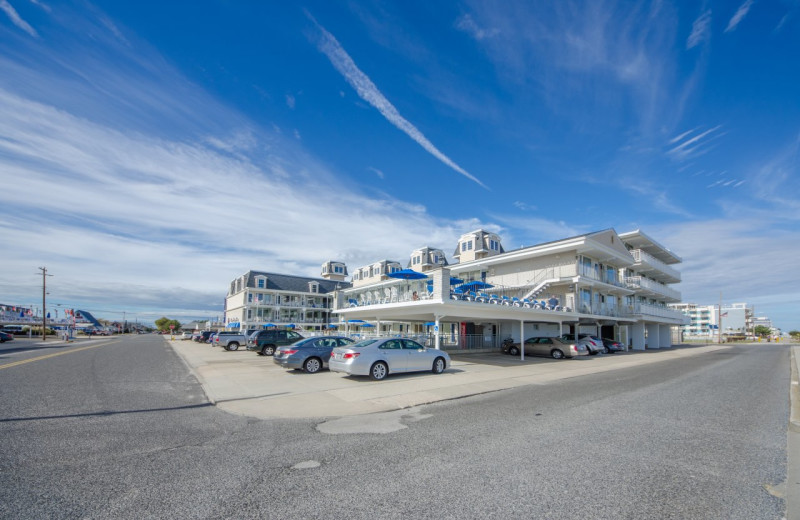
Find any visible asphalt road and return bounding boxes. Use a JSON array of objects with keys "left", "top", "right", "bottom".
[{"left": 0, "top": 335, "right": 790, "bottom": 519}]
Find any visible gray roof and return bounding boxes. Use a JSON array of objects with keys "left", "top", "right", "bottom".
[{"left": 243, "top": 271, "right": 350, "bottom": 294}]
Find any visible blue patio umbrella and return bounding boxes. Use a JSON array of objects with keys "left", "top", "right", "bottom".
[
  {"left": 424, "top": 322, "right": 436, "bottom": 326},
  {"left": 326, "top": 324, "right": 338, "bottom": 329},
  {"left": 347, "top": 319, "right": 366, "bottom": 324},
  {"left": 387, "top": 269, "right": 428, "bottom": 281},
  {"left": 287, "top": 323, "right": 296, "bottom": 329},
  {"left": 263, "top": 323, "right": 276, "bottom": 328}
]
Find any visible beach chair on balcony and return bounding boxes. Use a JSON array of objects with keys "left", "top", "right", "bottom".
[
  {"left": 465, "top": 291, "right": 478, "bottom": 301},
  {"left": 348, "top": 299, "right": 358, "bottom": 307},
  {"left": 488, "top": 294, "right": 501, "bottom": 304},
  {"left": 521, "top": 298, "right": 533, "bottom": 308},
  {"left": 501, "top": 296, "right": 512, "bottom": 306},
  {"left": 451, "top": 288, "right": 465, "bottom": 300},
  {"left": 511, "top": 297, "right": 522, "bottom": 307},
  {"left": 532, "top": 300, "right": 543, "bottom": 309},
  {"left": 476, "top": 292, "right": 489, "bottom": 303}
]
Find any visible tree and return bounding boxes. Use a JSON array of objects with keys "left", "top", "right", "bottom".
[
  {"left": 754, "top": 325, "right": 772, "bottom": 337},
  {"left": 154, "top": 317, "right": 182, "bottom": 332},
  {"left": 790, "top": 330, "right": 800, "bottom": 341}
]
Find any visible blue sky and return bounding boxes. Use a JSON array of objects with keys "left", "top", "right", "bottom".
[{"left": 1, "top": 0, "right": 798, "bottom": 330}]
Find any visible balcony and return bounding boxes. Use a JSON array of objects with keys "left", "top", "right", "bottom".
[
  {"left": 624, "top": 276, "right": 681, "bottom": 302},
  {"left": 631, "top": 303, "right": 689, "bottom": 323},
  {"left": 630, "top": 249, "right": 681, "bottom": 283}
]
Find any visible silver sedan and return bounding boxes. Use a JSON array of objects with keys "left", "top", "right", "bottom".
[{"left": 329, "top": 337, "right": 450, "bottom": 381}]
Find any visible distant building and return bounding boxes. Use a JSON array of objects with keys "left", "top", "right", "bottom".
[
  {"left": 670, "top": 302, "right": 755, "bottom": 338},
  {"left": 225, "top": 269, "right": 350, "bottom": 331}
]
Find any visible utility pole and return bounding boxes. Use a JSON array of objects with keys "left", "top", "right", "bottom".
[
  {"left": 718, "top": 292, "right": 723, "bottom": 344},
  {"left": 38, "top": 267, "right": 53, "bottom": 341}
]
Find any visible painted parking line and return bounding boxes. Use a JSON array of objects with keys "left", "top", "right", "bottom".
[{"left": 0, "top": 340, "right": 119, "bottom": 370}]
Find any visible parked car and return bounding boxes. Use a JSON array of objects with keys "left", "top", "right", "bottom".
[
  {"left": 503, "top": 336, "right": 588, "bottom": 359},
  {"left": 561, "top": 334, "right": 603, "bottom": 355},
  {"left": 329, "top": 337, "right": 450, "bottom": 381},
  {"left": 273, "top": 336, "right": 355, "bottom": 373},
  {"left": 246, "top": 329, "right": 304, "bottom": 356},
  {"left": 0, "top": 331, "right": 14, "bottom": 343},
  {"left": 213, "top": 331, "right": 253, "bottom": 351},
  {"left": 601, "top": 338, "right": 625, "bottom": 353},
  {"left": 181, "top": 331, "right": 193, "bottom": 340},
  {"left": 195, "top": 330, "right": 214, "bottom": 343}
]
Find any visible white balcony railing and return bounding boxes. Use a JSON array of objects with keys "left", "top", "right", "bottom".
[
  {"left": 630, "top": 249, "right": 681, "bottom": 282},
  {"left": 624, "top": 276, "right": 681, "bottom": 301},
  {"left": 632, "top": 303, "right": 689, "bottom": 322}
]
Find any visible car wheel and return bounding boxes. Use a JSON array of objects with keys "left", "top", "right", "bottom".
[
  {"left": 508, "top": 346, "right": 520, "bottom": 356},
  {"left": 228, "top": 342, "right": 239, "bottom": 351},
  {"left": 369, "top": 361, "right": 388, "bottom": 381},
  {"left": 304, "top": 357, "right": 322, "bottom": 374},
  {"left": 261, "top": 345, "right": 275, "bottom": 356},
  {"left": 603, "top": 346, "right": 609, "bottom": 354},
  {"left": 589, "top": 349, "right": 599, "bottom": 355},
  {"left": 551, "top": 349, "right": 564, "bottom": 359},
  {"left": 432, "top": 357, "right": 446, "bottom": 374}
]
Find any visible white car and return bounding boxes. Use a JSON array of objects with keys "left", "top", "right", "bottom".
[{"left": 329, "top": 337, "right": 450, "bottom": 380}]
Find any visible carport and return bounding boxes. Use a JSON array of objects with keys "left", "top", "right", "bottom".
[{"left": 334, "top": 298, "right": 578, "bottom": 361}]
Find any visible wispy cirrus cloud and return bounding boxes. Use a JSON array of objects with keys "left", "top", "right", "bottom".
[
  {"left": 0, "top": 0, "right": 38, "bottom": 37},
  {"left": 667, "top": 125, "right": 723, "bottom": 160},
  {"left": 687, "top": 9, "right": 712, "bottom": 49},
  {"left": 726, "top": 0, "right": 754, "bottom": 32},
  {"left": 305, "top": 11, "right": 488, "bottom": 190},
  {"left": 0, "top": 6, "right": 498, "bottom": 321},
  {"left": 454, "top": 13, "right": 499, "bottom": 41}
]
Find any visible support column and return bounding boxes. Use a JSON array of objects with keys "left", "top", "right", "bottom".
[
  {"left": 659, "top": 324, "right": 672, "bottom": 348},
  {"left": 631, "top": 322, "right": 646, "bottom": 350},
  {"left": 520, "top": 320, "right": 525, "bottom": 361},
  {"left": 434, "top": 315, "right": 443, "bottom": 350},
  {"left": 646, "top": 323, "right": 661, "bottom": 348}
]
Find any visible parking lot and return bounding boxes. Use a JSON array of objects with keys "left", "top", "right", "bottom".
[{"left": 168, "top": 338, "right": 731, "bottom": 419}]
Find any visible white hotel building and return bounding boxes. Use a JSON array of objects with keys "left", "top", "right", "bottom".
[{"left": 332, "top": 228, "right": 688, "bottom": 350}]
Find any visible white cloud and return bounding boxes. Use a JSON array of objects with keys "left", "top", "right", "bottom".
[
  {"left": 455, "top": 13, "right": 499, "bottom": 41},
  {"left": 726, "top": 0, "right": 754, "bottom": 32},
  {"left": 368, "top": 166, "right": 385, "bottom": 179},
  {"left": 687, "top": 10, "right": 712, "bottom": 49},
  {"left": 286, "top": 94, "right": 296, "bottom": 109},
  {"left": 0, "top": 86, "right": 493, "bottom": 320},
  {"left": 667, "top": 125, "right": 723, "bottom": 160},
  {"left": 653, "top": 218, "right": 800, "bottom": 331},
  {"left": 306, "top": 11, "right": 488, "bottom": 190},
  {"left": 0, "top": 0, "right": 37, "bottom": 36}
]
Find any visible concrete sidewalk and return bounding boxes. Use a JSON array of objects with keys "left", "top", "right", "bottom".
[{"left": 168, "top": 340, "right": 732, "bottom": 420}]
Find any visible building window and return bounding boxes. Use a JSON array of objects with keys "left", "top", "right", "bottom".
[
  {"left": 461, "top": 242, "right": 467, "bottom": 252},
  {"left": 247, "top": 293, "right": 253, "bottom": 303},
  {"left": 467, "top": 241, "right": 473, "bottom": 251},
  {"left": 257, "top": 279, "right": 265, "bottom": 288}
]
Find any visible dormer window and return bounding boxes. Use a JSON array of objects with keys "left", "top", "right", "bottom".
[{"left": 309, "top": 282, "right": 319, "bottom": 293}]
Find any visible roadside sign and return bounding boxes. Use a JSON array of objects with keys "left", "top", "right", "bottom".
[{"left": 169, "top": 325, "right": 175, "bottom": 330}]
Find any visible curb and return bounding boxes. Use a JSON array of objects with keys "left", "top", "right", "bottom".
[{"left": 787, "top": 347, "right": 800, "bottom": 520}]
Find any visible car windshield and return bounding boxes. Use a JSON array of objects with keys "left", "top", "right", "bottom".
[{"left": 350, "top": 339, "right": 379, "bottom": 349}]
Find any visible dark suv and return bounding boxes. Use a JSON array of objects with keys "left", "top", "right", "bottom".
[{"left": 246, "top": 329, "right": 304, "bottom": 356}]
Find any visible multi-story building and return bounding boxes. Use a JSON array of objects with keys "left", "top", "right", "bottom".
[
  {"left": 671, "top": 302, "right": 754, "bottom": 339},
  {"left": 224, "top": 267, "right": 350, "bottom": 331},
  {"left": 333, "top": 228, "right": 687, "bottom": 350},
  {"left": 351, "top": 260, "right": 402, "bottom": 288}
]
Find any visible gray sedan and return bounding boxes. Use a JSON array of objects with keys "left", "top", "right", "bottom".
[
  {"left": 329, "top": 337, "right": 450, "bottom": 381},
  {"left": 273, "top": 336, "right": 355, "bottom": 373}
]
